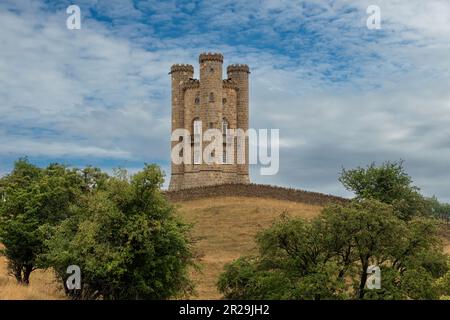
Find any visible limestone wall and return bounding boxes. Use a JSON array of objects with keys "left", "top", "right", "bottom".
[{"left": 169, "top": 53, "right": 250, "bottom": 190}]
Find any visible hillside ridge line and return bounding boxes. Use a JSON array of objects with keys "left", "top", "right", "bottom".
[{"left": 163, "top": 183, "right": 348, "bottom": 206}]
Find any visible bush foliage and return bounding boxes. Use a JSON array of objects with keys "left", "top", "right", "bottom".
[
  {"left": 219, "top": 161, "right": 450, "bottom": 299},
  {"left": 0, "top": 160, "right": 195, "bottom": 299}
]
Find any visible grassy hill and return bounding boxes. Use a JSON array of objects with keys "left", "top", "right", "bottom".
[
  {"left": 0, "top": 194, "right": 326, "bottom": 300},
  {"left": 0, "top": 186, "right": 449, "bottom": 300},
  {"left": 177, "top": 196, "right": 324, "bottom": 299},
  {"left": 174, "top": 194, "right": 450, "bottom": 299}
]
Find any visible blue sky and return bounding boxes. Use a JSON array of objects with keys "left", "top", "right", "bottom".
[{"left": 1, "top": 0, "right": 450, "bottom": 201}]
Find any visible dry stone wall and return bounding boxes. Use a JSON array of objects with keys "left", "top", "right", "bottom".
[{"left": 163, "top": 183, "right": 348, "bottom": 206}]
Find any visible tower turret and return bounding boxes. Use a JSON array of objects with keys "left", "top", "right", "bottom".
[
  {"left": 199, "top": 53, "right": 224, "bottom": 133},
  {"left": 170, "top": 64, "right": 194, "bottom": 130},
  {"left": 227, "top": 64, "right": 250, "bottom": 183},
  {"left": 169, "top": 64, "right": 194, "bottom": 190}
]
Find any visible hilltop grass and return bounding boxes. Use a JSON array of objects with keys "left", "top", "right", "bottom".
[
  {"left": 0, "top": 245, "right": 65, "bottom": 300},
  {"left": 176, "top": 196, "right": 324, "bottom": 299}
]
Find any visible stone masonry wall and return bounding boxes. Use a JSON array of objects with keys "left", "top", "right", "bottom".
[{"left": 169, "top": 53, "right": 250, "bottom": 190}]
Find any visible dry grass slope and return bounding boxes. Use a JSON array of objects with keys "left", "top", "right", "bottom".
[
  {"left": 0, "top": 195, "right": 323, "bottom": 300},
  {"left": 0, "top": 245, "right": 65, "bottom": 300},
  {"left": 177, "top": 196, "right": 324, "bottom": 299},
  {"left": 176, "top": 195, "right": 450, "bottom": 299}
]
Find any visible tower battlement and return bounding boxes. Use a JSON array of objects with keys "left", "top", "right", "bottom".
[
  {"left": 199, "top": 52, "right": 224, "bottom": 63},
  {"left": 222, "top": 79, "right": 238, "bottom": 89},
  {"left": 170, "top": 64, "right": 194, "bottom": 74},
  {"left": 169, "top": 53, "right": 250, "bottom": 190},
  {"left": 183, "top": 78, "right": 200, "bottom": 90},
  {"left": 227, "top": 64, "right": 250, "bottom": 74}
]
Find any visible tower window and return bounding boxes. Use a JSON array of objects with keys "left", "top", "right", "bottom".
[
  {"left": 222, "top": 118, "right": 229, "bottom": 135},
  {"left": 193, "top": 118, "right": 202, "bottom": 165},
  {"left": 209, "top": 67, "right": 214, "bottom": 73},
  {"left": 222, "top": 98, "right": 227, "bottom": 105},
  {"left": 193, "top": 119, "right": 202, "bottom": 137},
  {"left": 222, "top": 118, "right": 229, "bottom": 165},
  {"left": 209, "top": 92, "right": 214, "bottom": 102},
  {"left": 195, "top": 97, "right": 200, "bottom": 104},
  {"left": 223, "top": 148, "right": 227, "bottom": 164}
]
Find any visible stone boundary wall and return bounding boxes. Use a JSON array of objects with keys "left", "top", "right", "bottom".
[{"left": 163, "top": 183, "right": 349, "bottom": 206}]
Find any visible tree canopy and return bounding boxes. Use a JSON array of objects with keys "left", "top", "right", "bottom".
[
  {"left": 39, "top": 164, "right": 195, "bottom": 299},
  {"left": 339, "top": 160, "right": 430, "bottom": 219},
  {"left": 218, "top": 200, "right": 449, "bottom": 299},
  {"left": 218, "top": 161, "right": 450, "bottom": 300},
  {"left": 0, "top": 159, "right": 85, "bottom": 284}
]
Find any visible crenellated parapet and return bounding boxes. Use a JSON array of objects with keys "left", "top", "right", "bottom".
[
  {"left": 170, "top": 64, "right": 194, "bottom": 74},
  {"left": 183, "top": 78, "right": 200, "bottom": 90},
  {"left": 227, "top": 64, "right": 250, "bottom": 74},
  {"left": 223, "top": 78, "right": 238, "bottom": 89},
  {"left": 199, "top": 52, "right": 224, "bottom": 63}
]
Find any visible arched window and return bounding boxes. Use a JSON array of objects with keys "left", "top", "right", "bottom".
[
  {"left": 222, "top": 118, "right": 229, "bottom": 134},
  {"left": 192, "top": 118, "right": 202, "bottom": 164},
  {"left": 209, "top": 92, "right": 214, "bottom": 102},
  {"left": 222, "top": 147, "right": 227, "bottom": 164},
  {"left": 192, "top": 118, "right": 202, "bottom": 140},
  {"left": 179, "top": 136, "right": 183, "bottom": 157},
  {"left": 222, "top": 98, "right": 227, "bottom": 106},
  {"left": 195, "top": 97, "right": 200, "bottom": 105},
  {"left": 222, "top": 118, "right": 229, "bottom": 164}
]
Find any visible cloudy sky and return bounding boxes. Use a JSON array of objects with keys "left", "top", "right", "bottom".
[{"left": 0, "top": 0, "right": 449, "bottom": 201}]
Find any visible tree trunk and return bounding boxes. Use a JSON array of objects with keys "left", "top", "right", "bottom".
[
  {"left": 23, "top": 264, "right": 33, "bottom": 285},
  {"left": 358, "top": 261, "right": 369, "bottom": 299},
  {"left": 13, "top": 264, "right": 23, "bottom": 283}
]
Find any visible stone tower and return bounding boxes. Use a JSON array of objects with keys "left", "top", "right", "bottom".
[{"left": 169, "top": 53, "right": 250, "bottom": 190}]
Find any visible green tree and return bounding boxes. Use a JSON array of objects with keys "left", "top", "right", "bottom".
[
  {"left": 218, "top": 200, "right": 449, "bottom": 300},
  {"left": 40, "top": 164, "right": 195, "bottom": 299},
  {"left": 339, "top": 160, "right": 429, "bottom": 219},
  {"left": 427, "top": 196, "right": 450, "bottom": 221},
  {"left": 0, "top": 159, "right": 85, "bottom": 284},
  {"left": 319, "top": 201, "right": 405, "bottom": 298},
  {"left": 434, "top": 264, "right": 450, "bottom": 299}
]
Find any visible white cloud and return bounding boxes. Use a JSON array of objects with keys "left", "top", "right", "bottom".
[
  {"left": 1, "top": 0, "right": 449, "bottom": 201},
  {"left": 0, "top": 3, "right": 175, "bottom": 162}
]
